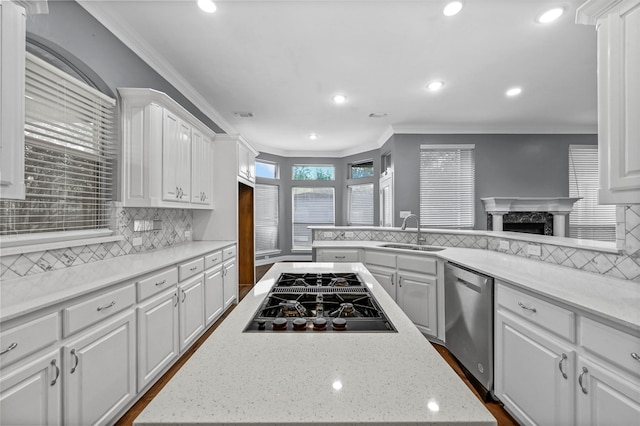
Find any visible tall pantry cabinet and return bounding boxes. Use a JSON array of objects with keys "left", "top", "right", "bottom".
[{"left": 193, "top": 135, "right": 257, "bottom": 287}]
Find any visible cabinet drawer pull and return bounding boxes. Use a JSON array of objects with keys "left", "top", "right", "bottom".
[
  {"left": 334, "top": 256, "right": 346, "bottom": 259},
  {"left": 190, "top": 266, "right": 198, "bottom": 271},
  {"left": 50, "top": 359, "right": 60, "bottom": 386},
  {"left": 155, "top": 279, "right": 167, "bottom": 286},
  {"left": 0, "top": 342, "right": 18, "bottom": 355},
  {"left": 97, "top": 301, "right": 116, "bottom": 311},
  {"left": 632, "top": 352, "right": 640, "bottom": 362},
  {"left": 518, "top": 302, "right": 537, "bottom": 313},
  {"left": 578, "top": 366, "right": 589, "bottom": 394},
  {"left": 174, "top": 292, "right": 179, "bottom": 307},
  {"left": 70, "top": 349, "right": 79, "bottom": 374},
  {"left": 558, "top": 353, "right": 568, "bottom": 379},
  {"left": 182, "top": 289, "right": 186, "bottom": 303}
]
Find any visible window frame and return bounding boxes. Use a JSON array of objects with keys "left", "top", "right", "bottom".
[
  {"left": 419, "top": 144, "right": 475, "bottom": 229},
  {"left": 291, "top": 186, "right": 335, "bottom": 250},
  {"left": 348, "top": 159, "right": 374, "bottom": 179},
  {"left": 255, "top": 159, "right": 279, "bottom": 179},
  {"left": 347, "top": 182, "right": 374, "bottom": 226},
  {"left": 291, "top": 164, "right": 335, "bottom": 181}
]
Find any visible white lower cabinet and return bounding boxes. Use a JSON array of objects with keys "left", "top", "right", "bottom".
[
  {"left": 496, "top": 281, "right": 640, "bottom": 426},
  {"left": 364, "top": 249, "right": 441, "bottom": 340},
  {"left": 205, "top": 264, "right": 225, "bottom": 326},
  {"left": 397, "top": 271, "right": 437, "bottom": 336},
  {"left": 137, "top": 288, "right": 179, "bottom": 391},
  {"left": 495, "top": 309, "right": 575, "bottom": 425},
  {"left": 178, "top": 274, "right": 205, "bottom": 352},
  {"left": 0, "top": 349, "right": 62, "bottom": 425},
  {"left": 576, "top": 356, "right": 640, "bottom": 425},
  {"left": 63, "top": 311, "right": 136, "bottom": 425},
  {"left": 223, "top": 258, "right": 238, "bottom": 310},
  {"left": 315, "top": 248, "right": 361, "bottom": 262}
]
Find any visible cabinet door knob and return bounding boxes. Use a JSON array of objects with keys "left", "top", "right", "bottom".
[
  {"left": 578, "top": 366, "right": 589, "bottom": 394},
  {"left": 70, "top": 349, "right": 79, "bottom": 374},
  {"left": 50, "top": 359, "right": 60, "bottom": 386},
  {"left": 182, "top": 289, "right": 186, "bottom": 303},
  {"left": 631, "top": 352, "right": 640, "bottom": 362},
  {"left": 558, "top": 353, "right": 568, "bottom": 379}
]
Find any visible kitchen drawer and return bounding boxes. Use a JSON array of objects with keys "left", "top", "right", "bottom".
[
  {"left": 137, "top": 267, "right": 178, "bottom": 302},
  {"left": 581, "top": 316, "right": 640, "bottom": 377},
  {"left": 0, "top": 312, "right": 59, "bottom": 368},
  {"left": 396, "top": 254, "right": 437, "bottom": 275},
  {"left": 222, "top": 245, "right": 236, "bottom": 260},
  {"left": 318, "top": 249, "right": 359, "bottom": 262},
  {"left": 496, "top": 284, "right": 575, "bottom": 342},
  {"left": 63, "top": 285, "right": 135, "bottom": 337},
  {"left": 179, "top": 257, "right": 205, "bottom": 281},
  {"left": 365, "top": 250, "right": 396, "bottom": 268},
  {"left": 205, "top": 250, "right": 223, "bottom": 269}
]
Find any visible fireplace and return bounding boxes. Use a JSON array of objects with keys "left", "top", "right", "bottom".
[{"left": 481, "top": 197, "right": 580, "bottom": 237}]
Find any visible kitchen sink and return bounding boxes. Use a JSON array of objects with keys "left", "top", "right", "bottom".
[{"left": 380, "top": 243, "right": 445, "bottom": 252}]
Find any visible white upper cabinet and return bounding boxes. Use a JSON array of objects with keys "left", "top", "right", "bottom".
[
  {"left": 237, "top": 139, "right": 257, "bottom": 184},
  {"left": 191, "top": 128, "right": 214, "bottom": 206},
  {"left": 119, "top": 88, "right": 215, "bottom": 210},
  {"left": 0, "top": 0, "right": 26, "bottom": 200},
  {"left": 578, "top": 0, "right": 640, "bottom": 204}
]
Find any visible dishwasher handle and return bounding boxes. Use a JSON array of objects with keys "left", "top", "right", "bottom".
[{"left": 446, "top": 263, "right": 491, "bottom": 293}]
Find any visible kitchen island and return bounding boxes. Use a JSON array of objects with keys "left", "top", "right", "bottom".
[{"left": 133, "top": 262, "right": 496, "bottom": 425}]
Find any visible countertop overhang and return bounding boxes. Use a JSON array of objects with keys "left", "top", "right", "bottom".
[{"left": 133, "top": 262, "right": 497, "bottom": 426}]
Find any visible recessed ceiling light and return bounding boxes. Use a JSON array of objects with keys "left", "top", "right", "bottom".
[
  {"left": 197, "top": 0, "right": 217, "bottom": 13},
  {"left": 368, "top": 112, "right": 388, "bottom": 118},
  {"left": 332, "top": 94, "right": 347, "bottom": 104},
  {"left": 443, "top": 1, "right": 463, "bottom": 16},
  {"left": 506, "top": 87, "right": 522, "bottom": 97},
  {"left": 233, "top": 111, "right": 254, "bottom": 118},
  {"left": 309, "top": 133, "right": 318, "bottom": 140},
  {"left": 536, "top": 7, "right": 563, "bottom": 23},
  {"left": 426, "top": 81, "right": 445, "bottom": 91}
]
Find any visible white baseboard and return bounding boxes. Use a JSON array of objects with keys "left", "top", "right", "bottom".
[{"left": 255, "top": 254, "right": 312, "bottom": 266}]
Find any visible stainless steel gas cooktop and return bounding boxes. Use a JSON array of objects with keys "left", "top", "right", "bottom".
[{"left": 244, "top": 272, "right": 396, "bottom": 333}]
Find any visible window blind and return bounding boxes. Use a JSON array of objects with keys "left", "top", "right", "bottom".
[
  {"left": 419, "top": 145, "right": 475, "bottom": 229},
  {"left": 0, "top": 53, "right": 116, "bottom": 235},
  {"left": 255, "top": 184, "right": 279, "bottom": 252},
  {"left": 292, "top": 187, "right": 334, "bottom": 249},
  {"left": 568, "top": 145, "right": 616, "bottom": 241},
  {"left": 348, "top": 183, "right": 373, "bottom": 225}
]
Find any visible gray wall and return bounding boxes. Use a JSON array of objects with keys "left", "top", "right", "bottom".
[{"left": 391, "top": 134, "right": 598, "bottom": 230}]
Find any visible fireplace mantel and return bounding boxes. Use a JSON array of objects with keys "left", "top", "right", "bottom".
[{"left": 481, "top": 197, "right": 581, "bottom": 237}]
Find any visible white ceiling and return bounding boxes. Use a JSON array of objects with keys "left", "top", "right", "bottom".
[{"left": 79, "top": 0, "right": 598, "bottom": 157}]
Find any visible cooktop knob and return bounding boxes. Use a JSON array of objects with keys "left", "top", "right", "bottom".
[
  {"left": 292, "top": 318, "right": 307, "bottom": 331},
  {"left": 312, "top": 318, "right": 327, "bottom": 331},
  {"left": 332, "top": 318, "right": 347, "bottom": 331},
  {"left": 272, "top": 317, "right": 287, "bottom": 331},
  {"left": 257, "top": 319, "right": 266, "bottom": 330}
]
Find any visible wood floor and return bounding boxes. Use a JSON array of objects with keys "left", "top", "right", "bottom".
[{"left": 116, "top": 263, "right": 518, "bottom": 426}]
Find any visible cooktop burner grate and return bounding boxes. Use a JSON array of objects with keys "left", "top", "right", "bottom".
[{"left": 271, "top": 286, "right": 369, "bottom": 294}]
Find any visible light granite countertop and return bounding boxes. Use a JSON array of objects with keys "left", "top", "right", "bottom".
[
  {"left": 0, "top": 241, "right": 235, "bottom": 323},
  {"left": 314, "top": 240, "right": 640, "bottom": 332},
  {"left": 133, "top": 262, "right": 497, "bottom": 426}
]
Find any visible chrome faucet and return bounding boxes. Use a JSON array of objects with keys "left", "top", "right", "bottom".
[{"left": 401, "top": 214, "right": 423, "bottom": 244}]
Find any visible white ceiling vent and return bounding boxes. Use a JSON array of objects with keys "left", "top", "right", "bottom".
[{"left": 233, "top": 111, "right": 254, "bottom": 118}]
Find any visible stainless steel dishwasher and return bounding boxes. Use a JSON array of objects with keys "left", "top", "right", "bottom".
[{"left": 444, "top": 262, "right": 494, "bottom": 400}]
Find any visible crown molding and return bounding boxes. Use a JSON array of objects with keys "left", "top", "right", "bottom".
[
  {"left": 390, "top": 123, "right": 597, "bottom": 135},
  {"left": 77, "top": 1, "right": 237, "bottom": 138}
]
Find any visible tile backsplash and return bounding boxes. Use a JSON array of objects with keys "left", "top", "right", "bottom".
[
  {"left": 313, "top": 205, "right": 640, "bottom": 283},
  {"left": 0, "top": 203, "right": 192, "bottom": 280}
]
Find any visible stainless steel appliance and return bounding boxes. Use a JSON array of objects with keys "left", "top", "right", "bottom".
[
  {"left": 445, "top": 262, "right": 494, "bottom": 399},
  {"left": 244, "top": 272, "right": 396, "bottom": 332}
]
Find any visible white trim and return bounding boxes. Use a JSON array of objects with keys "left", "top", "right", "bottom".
[
  {"left": 1, "top": 231, "right": 123, "bottom": 256},
  {"left": 392, "top": 123, "right": 597, "bottom": 135},
  {"left": 255, "top": 254, "right": 311, "bottom": 266}
]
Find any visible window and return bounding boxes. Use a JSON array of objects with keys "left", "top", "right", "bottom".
[
  {"left": 292, "top": 165, "right": 334, "bottom": 180},
  {"left": 419, "top": 145, "right": 475, "bottom": 229},
  {"left": 569, "top": 145, "right": 616, "bottom": 241},
  {"left": 292, "top": 187, "right": 334, "bottom": 249},
  {"left": 255, "top": 184, "right": 279, "bottom": 253},
  {"left": 348, "top": 183, "right": 374, "bottom": 225},
  {"left": 349, "top": 160, "right": 374, "bottom": 179},
  {"left": 0, "top": 53, "right": 115, "bottom": 236},
  {"left": 255, "top": 160, "right": 278, "bottom": 179}
]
